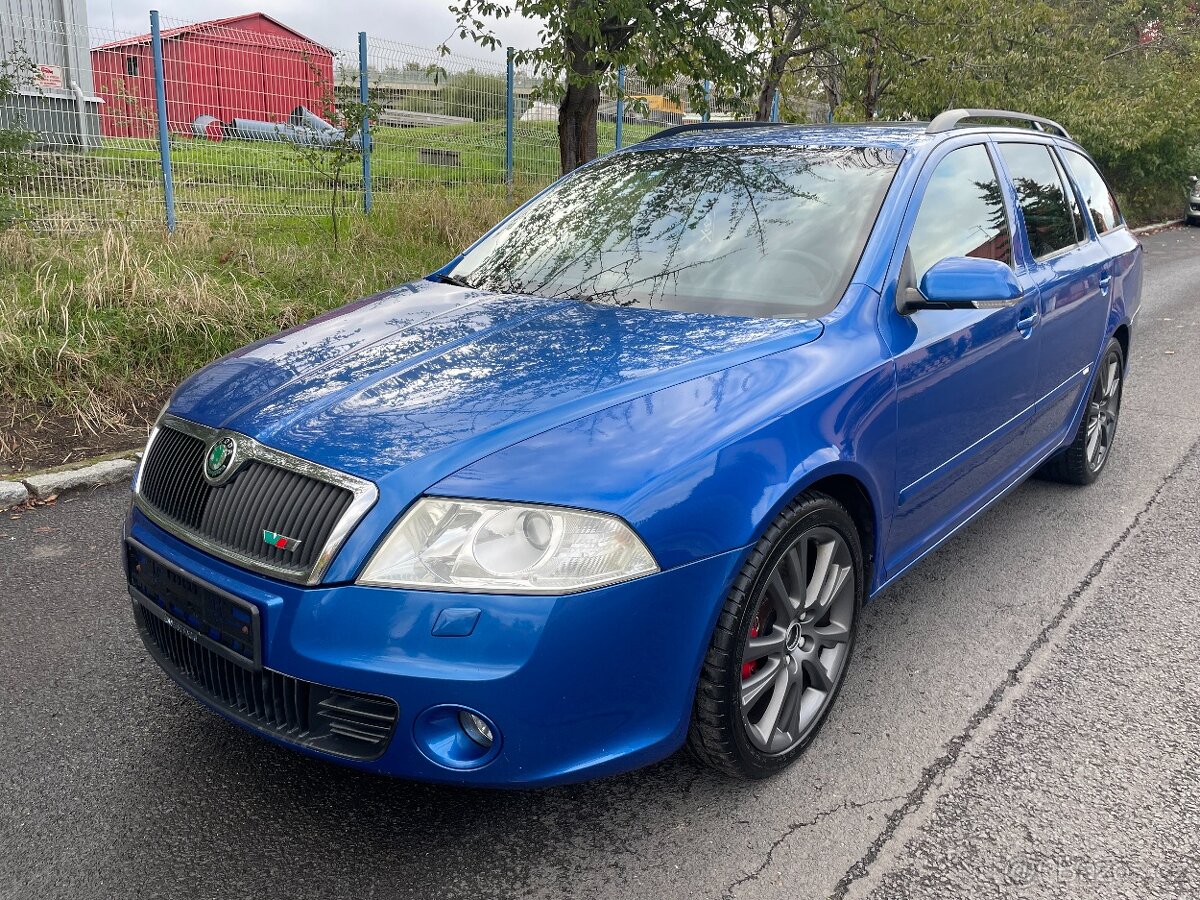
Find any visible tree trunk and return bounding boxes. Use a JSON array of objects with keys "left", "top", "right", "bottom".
[
  {"left": 822, "top": 65, "right": 841, "bottom": 121},
  {"left": 558, "top": 81, "right": 601, "bottom": 174},
  {"left": 756, "top": 57, "right": 788, "bottom": 121},
  {"left": 863, "top": 31, "right": 882, "bottom": 120}
]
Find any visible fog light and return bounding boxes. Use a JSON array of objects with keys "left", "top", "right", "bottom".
[
  {"left": 413, "top": 705, "right": 502, "bottom": 769},
  {"left": 460, "top": 710, "right": 494, "bottom": 747}
]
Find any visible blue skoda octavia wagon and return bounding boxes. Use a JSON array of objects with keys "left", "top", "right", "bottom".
[{"left": 125, "top": 109, "right": 1141, "bottom": 785}]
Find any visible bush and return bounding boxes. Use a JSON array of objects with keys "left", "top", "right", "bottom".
[{"left": 0, "top": 51, "right": 39, "bottom": 229}]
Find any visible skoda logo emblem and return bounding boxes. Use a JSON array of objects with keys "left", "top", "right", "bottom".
[{"left": 204, "top": 436, "right": 238, "bottom": 483}]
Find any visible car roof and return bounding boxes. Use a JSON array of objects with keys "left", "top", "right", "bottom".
[
  {"left": 630, "top": 121, "right": 1084, "bottom": 155},
  {"left": 634, "top": 123, "right": 932, "bottom": 152}
]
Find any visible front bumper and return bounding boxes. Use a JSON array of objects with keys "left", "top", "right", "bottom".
[{"left": 126, "top": 504, "right": 748, "bottom": 787}]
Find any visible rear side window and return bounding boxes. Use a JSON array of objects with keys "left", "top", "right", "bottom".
[
  {"left": 998, "top": 143, "right": 1080, "bottom": 259},
  {"left": 908, "top": 144, "right": 1012, "bottom": 283},
  {"left": 1063, "top": 149, "right": 1123, "bottom": 234},
  {"left": 1051, "top": 152, "right": 1087, "bottom": 241}
]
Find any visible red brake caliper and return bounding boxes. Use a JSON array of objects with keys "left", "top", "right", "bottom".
[{"left": 742, "top": 613, "right": 761, "bottom": 681}]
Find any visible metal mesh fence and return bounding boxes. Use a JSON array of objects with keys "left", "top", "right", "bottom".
[
  {"left": 4, "top": 12, "right": 166, "bottom": 228},
  {"left": 1, "top": 11, "right": 810, "bottom": 231},
  {"left": 153, "top": 14, "right": 361, "bottom": 220},
  {"left": 365, "top": 38, "right": 538, "bottom": 194}
]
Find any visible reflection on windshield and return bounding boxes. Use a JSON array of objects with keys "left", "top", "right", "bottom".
[{"left": 451, "top": 145, "right": 901, "bottom": 318}]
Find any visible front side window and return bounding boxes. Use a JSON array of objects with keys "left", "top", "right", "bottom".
[
  {"left": 1063, "top": 149, "right": 1122, "bottom": 234},
  {"left": 998, "top": 143, "right": 1080, "bottom": 259},
  {"left": 907, "top": 143, "right": 1012, "bottom": 283},
  {"left": 450, "top": 145, "right": 902, "bottom": 319}
]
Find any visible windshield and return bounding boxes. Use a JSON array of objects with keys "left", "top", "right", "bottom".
[{"left": 450, "top": 145, "right": 901, "bottom": 318}]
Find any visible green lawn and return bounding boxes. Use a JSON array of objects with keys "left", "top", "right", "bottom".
[
  {"left": 19, "top": 118, "right": 662, "bottom": 227},
  {"left": 4, "top": 117, "right": 666, "bottom": 460},
  {"left": 0, "top": 187, "right": 516, "bottom": 466}
]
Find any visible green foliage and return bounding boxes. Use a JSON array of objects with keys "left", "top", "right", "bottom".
[
  {"left": 288, "top": 60, "right": 386, "bottom": 247},
  {"left": 748, "top": 1, "right": 856, "bottom": 120},
  {"left": 0, "top": 188, "right": 517, "bottom": 463},
  {"left": 0, "top": 49, "right": 39, "bottom": 229},
  {"left": 764, "top": 0, "right": 1199, "bottom": 222},
  {"left": 448, "top": 0, "right": 754, "bottom": 92},
  {"left": 446, "top": 0, "right": 760, "bottom": 171},
  {"left": 441, "top": 72, "right": 509, "bottom": 119}
]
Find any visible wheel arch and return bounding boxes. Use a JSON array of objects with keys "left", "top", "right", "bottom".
[
  {"left": 1112, "top": 321, "right": 1130, "bottom": 367},
  {"left": 754, "top": 459, "right": 884, "bottom": 596}
]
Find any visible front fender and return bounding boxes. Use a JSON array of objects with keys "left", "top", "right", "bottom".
[{"left": 433, "top": 303, "right": 897, "bottom": 586}]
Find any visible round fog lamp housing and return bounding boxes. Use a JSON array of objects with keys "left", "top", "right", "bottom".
[{"left": 413, "top": 705, "right": 503, "bottom": 770}]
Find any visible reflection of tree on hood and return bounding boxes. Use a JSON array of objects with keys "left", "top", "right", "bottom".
[{"left": 454, "top": 145, "right": 899, "bottom": 313}]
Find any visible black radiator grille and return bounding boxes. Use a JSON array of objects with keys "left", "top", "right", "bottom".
[
  {"left": 137, "top": 603, "right": 398, "bottom": 760},
  {"left": 137, "top": 425, "right": 355, "bottom": 580}
]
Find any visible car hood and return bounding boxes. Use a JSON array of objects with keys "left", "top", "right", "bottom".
[{"left": 169, "top": 280, "right": 823, "bottom": 482}]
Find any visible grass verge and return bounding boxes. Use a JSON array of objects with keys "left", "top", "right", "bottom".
[{"left": 0, "top": 187, "right": 516, "bottom": 469}]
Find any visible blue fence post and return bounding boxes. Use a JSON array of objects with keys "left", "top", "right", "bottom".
[
  {"left": 149, "top": 10, "right": 175, "bottom": 232},
  {"left": 770, "top": 89, "right": 780, "bottom": 123},
  {"left": 505, "top": 47, "right": 514, "bottom": 201},
  {"left": 702, "top": 79, "right": 711, "bottom": 123},
  {"left": 615, "top": 65, "right": 625, "bottom": 150},
  {"left": 359, "top": 31, "right": 372, "bottom": 214}
]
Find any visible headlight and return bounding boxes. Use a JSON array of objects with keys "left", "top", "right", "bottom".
[{"left": 358, "top": 497, "right": 659, "bottom": 594}]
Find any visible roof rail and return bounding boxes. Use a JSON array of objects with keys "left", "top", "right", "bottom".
[
  {"left": 637, "top": 118, "right": 935, "bottom": 145},
  {"left": 636, "top": 120, "right": 792, "bottom": 144},
  {"left": 926, "top": 108, "right": 1071, "bottom": 139}
]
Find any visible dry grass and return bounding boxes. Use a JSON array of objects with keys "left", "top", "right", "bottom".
[{"left": 0, "top": 187, "right": 515, "bottom": 468}]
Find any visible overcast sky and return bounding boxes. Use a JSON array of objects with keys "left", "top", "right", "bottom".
[{"left": 85, "top": 0, "right": 543, "bottom": 60}]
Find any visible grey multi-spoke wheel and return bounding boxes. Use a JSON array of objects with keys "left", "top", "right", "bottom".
[
  {"left": 1085, "top": 352, "right": 1121, "bottom": 471},
  {"left": 688, "top": 491, "right": 863, "bottom": 778},
  {"left": 1040, "top": 337, "right": 1124, "bottom": 485}
]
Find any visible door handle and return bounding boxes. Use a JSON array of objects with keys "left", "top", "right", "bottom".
[
  {"left": 1017, "top": 309, "right": 1040, "bottom": 331},
  {"left": 1099, "top": 271, "right": 1112, "bottom": 294}
]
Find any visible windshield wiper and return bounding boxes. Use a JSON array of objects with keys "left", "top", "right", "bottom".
[{"left": 430, "top": 272, "right": 477, "bottom": 289}]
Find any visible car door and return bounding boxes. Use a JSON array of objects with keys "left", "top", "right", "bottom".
[
  {"left": 1059, "top": 146, "right": 1143, "bottom": 358},
  {"left": 880, "top": 140, "right": 1040, "bottom": 575},
  {"left": 994, "top": 140, "right": 1111, "bottom": 451}
]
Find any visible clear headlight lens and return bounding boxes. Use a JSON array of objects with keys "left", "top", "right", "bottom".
[{"left": 358, "top": 497, "right": 658, "bottom": 594}]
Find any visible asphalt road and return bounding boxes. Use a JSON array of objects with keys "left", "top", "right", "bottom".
[{"left": 2, "top": 227, "right": 1198, "bottom": 900}]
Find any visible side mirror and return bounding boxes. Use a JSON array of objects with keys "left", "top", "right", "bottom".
[{"left": 900, "top": 256, "right": 1023, "bottom": 314}]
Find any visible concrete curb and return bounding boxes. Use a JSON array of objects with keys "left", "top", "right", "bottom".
[
  {"left": 1, "top": 450, "right": 141, "bottom": 512},
  {"left": 0, "top": 480, "right": 28, "bottom": 510},
  {"left": 1132, "top": 218, "right": 1185, "bottom": 234}
]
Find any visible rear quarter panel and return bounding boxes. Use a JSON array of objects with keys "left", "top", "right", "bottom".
[{"left": 1104, "top": 225, "right": 1143, "bottom": 359}]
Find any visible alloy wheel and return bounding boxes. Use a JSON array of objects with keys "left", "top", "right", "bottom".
[
  {"left": 1086, "top": 352, "right": 1121, "bottom": 471},
  {"left": 739, "top": 526, "right": 856, "bottom": 754}
]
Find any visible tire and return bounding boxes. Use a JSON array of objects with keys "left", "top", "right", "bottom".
[
  {"left": 1039, "top": 337, "right": 1124, "bottom": 485},
  {"left": 687, "top": 491, "right": 863, "bottom": 779}
]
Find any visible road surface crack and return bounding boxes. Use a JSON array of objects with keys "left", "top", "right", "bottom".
[
  {"left": 722, "top": 794, "right": 904, "bottom": 899},
  {"left": 829, "top": 434, "right": 1200, "bottom": 900}
]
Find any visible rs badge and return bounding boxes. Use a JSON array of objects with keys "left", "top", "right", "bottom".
[{"left": 263, "top": 530, "right": 303, "bottom": 552}]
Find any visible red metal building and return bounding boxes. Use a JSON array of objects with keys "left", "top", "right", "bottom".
[{"left": 90, "top": 12, "right": 334, "bottom": 138}]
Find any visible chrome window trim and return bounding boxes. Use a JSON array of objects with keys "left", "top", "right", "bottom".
[{"left": 132, "top": 413, "right": 378, "bottom": 586}]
